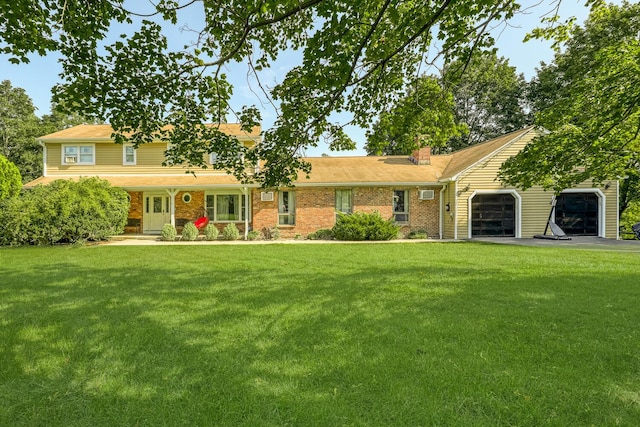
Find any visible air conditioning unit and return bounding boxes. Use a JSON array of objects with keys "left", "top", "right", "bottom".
[
  {"left": 260, "top": 191, "right": 274, "bottom": 202},
  {"left": 64, "top": 156, "right": 77, "bottom": 163},
  {"left": 418, "top": 190, "right": 435, "bottom": 200}
]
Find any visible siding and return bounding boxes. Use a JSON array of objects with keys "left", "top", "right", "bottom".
[{"left": 453, "top": 131, "right": 618, "bottom": 239}]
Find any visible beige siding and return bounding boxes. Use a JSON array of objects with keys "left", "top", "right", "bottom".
[
  {"left": 441, "top": 184, "right": 456, "bottom": 239},
  {"left": 453, "top": 131, "right": 619, "bottom": 239}
]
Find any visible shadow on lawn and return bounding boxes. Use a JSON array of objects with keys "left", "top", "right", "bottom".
[{"left": 1, "top": 252, "right": 639, "bottom": 426}]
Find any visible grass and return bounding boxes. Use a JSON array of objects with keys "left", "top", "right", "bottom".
[{"left": 1, "top": 242, "right": 639, "bottom": 426}]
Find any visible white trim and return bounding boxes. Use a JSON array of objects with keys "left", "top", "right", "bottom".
[
  {"left": 559, "top": 188, "right": 606, "bottom": 238},
  {"left": 453, "top": 181, "right": 458, "bottom": 240},
  {"left": 123, "top": 144, "right": 137, "bottom": 165},
  {"left": 204, "top": 190, "right": 251, "bottom": 223},
  {"left": 467, "top": 189, "right": 522, "bottom": 239},
  {"left": 166, "top": 189, "right": 180, "bottom": 227},
  {"left": 616, "top": 182, "right": 620, "bottom": 240}
]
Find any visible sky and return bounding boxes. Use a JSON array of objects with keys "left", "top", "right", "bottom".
[{"left": 0, "top": 1, "right": 595, "bottom": 156}]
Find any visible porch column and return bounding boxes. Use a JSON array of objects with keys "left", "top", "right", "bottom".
[
  {"left": 243, "top": 187, "right": 249, "bottom": 240},
  {"left": 166, "top": 188, "right": 180, "bottom": 227}
]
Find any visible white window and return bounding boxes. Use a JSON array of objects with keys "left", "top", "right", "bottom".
[
  {"left": 336, "top": 189, "right": 353, "bottom": 214},
  {"left": 393, "top": 190, "right": 409, "bottom": 223},
  {"left": 63, "top": 144, "right": 94, "bottom": 165},
  {"left": 123, "top": 145, "right": 136, "bottom": 165},
  {"left": 209, "top": 152, "right": 218, "bottom": 165},
  {"left": 278, "top": 191, "right": 296, "bottom": 225},
  {"left": 205, "top": 193, "right": 248, "bottom": 222}
]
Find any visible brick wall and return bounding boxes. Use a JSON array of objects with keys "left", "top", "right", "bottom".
[{"left": 251, "top": 186, "right": 441, "bottom": 239}]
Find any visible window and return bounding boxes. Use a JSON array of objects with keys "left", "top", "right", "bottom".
[
  {"left": 209, "top": 152, "right": 218, "bottom": 165},
  {"left": 335, "top": 189, "right": 353, "bottom": 214},
  {"left": 123, "top": 145, "right": 136, "bottom": 165},
  {"left": 205, "top": 193, "right": 248, "bottom": 222},
  {"left": 393, "top": 190, "right": 409, "bottom": 223},
  {"left": 278, "top": 191, "right": 296, "bottom": 225},
  {"left": 63, "top": 145, "right": 94, "bottom": 165}
]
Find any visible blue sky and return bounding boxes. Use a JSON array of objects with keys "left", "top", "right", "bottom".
[{"left": 0, "top": 1, "right": 593, "bottom": 156}]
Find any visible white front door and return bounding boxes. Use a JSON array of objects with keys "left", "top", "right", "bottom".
[{"left": 143, "top": 193, "right": 170, "bottom": 233}]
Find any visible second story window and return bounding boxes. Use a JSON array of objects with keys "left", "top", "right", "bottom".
[
  {"left": 63, "top": 144, "right": 94, "bottom": 165},
  {"left": 123, "top": 145, "right": 136, "bottom": 165}
]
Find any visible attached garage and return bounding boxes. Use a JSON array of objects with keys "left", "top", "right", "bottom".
[
  {"left": 555, "top": 193, "right": 599, "bottom": 236},
  {"left": 471, "top": 193, "right": 516, "bottom": 237}
]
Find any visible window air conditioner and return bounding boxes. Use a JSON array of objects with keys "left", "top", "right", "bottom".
[
  {"left": 418, "top": 190, "right": 435, "bottom": 200},
  {"left": 64, "top": 156, "right": 77, "bottom": 163},
  {"left": 261, "top": 191, "right": 274, "bottom": 202}
]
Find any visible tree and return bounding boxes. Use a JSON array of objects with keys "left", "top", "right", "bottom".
[
  {"left": 365, "top": 76, "right": 464, "bottom": 155},
  {"left": 0, "top": 80, "right": 41, "bottom": 182},
  {"left": 0, "top": 1, "right": 595, "bottom": 186},
  {"left": 443, "top": 51, "right": 530, "bottom": 150},
  {"left": 0, "top": 154, "right": 21, "bottom": 200},
  {"left": 500, "top": 2, "right": 640, "bottom": 201}
]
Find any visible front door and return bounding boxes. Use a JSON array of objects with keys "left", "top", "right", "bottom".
[{"left": 143, "top": 193, "right": 170, "bottom": 233}]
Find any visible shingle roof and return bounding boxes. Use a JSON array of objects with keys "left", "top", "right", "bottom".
[{"left": 38, "top": 123, "right": 262, "bottom": 140}]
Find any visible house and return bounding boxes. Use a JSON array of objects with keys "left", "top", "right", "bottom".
[{"left": 25, "top": 125, "right": 619, "bottom": 239}]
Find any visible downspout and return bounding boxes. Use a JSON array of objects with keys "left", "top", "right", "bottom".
[
  {"left": 243, "top": 187, "right": 249, "bottom": 240},
  {"left": 439, "top": 184, "right": 447, "bottom": 240}
]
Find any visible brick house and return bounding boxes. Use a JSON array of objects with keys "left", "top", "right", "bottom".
[{"left": 25, "top": 125, "right": 620, "bottom": 239}]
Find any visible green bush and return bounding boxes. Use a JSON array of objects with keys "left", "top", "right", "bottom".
[
  {"left": 0, "top": 155, "right": 21, "bottom": 201},
  {"left": 262, "top": 226, "right": 280, "bottom": 240},
  {"left": 407, "top": 230, "right": 428, "bottom": 239},
  {"left": 161, "top": 223, "right": 177, "bottom": 241},
  {"left": 222, "top": 223, "right": 240, "bottom": 240},
  {"left": 204, "top": 223, "right": 219, "bottom": 241},
  {"left": 620, "top": 201, "right": 640, "bottom": 239},
  {"left": 247, "top": 230, "right": 261, "bottom": 240},
  {"left": 0, "top": 177, "right": 129, "bottom": 245},
  {"left": 307, "top": 228, "right": 334, "bottom": 240},
  {"left": 332, "top": 211, "right": 400, "bottom": 241},
  {"left": 181, "top": 222, "right": 199, "bottom": 241}
]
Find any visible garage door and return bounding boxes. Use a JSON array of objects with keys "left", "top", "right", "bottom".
[
  {"left": 555, "top": 193, "right": 598, "bottom": 236},
  {"left": 471, "top": 194, "right": 515, "bottom": 237}
]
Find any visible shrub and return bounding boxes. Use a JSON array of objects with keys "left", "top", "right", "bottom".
[
  {"left": 332, "top": 211, "right": 400, "bottom": 241},
  {"left": 181, "top": 222, "right": 199, "bottom": 241},
  {"left": 161, "top": 223, "right": 177, "bottom": 241},
  {"left": 0, "top": 155, "right": 21, "bottom": 201},
  {"left": 247, "top": 230, "right": 261, "bottom": 240},
  {"left": 0, "top": 177, "right": 129, "bottom": 245},
  {"left": 262, "top": 226, "right": 280, "bottom": 240},
  {"left": 307, "top": 228, "right": 334, "bottom": 240},
  {"left": 407, "top": 230, "right": 428, "bottom": 239},
  {"left": 222, "top": 223, "right": 240, "bottom": 240},
  {"left": 204, "top": 223, "right": 219, "bottom": 241}
]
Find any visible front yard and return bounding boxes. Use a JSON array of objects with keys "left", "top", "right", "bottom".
[{"left": 1, "top": 243, "right": 639, "bottom": 426}]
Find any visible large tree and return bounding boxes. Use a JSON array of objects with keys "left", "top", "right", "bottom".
[
  {"left": 0, "top": 80, "right": 41, "bottom": 182},
  {"left": 364, "top": 75, "right": 464, "bottom": 155},
  {"left": 1, "top": 1, "right": 598, "bottom": 186},
  {"left": 443, "top": 51, "right": 530, "bottom": 150},
  {"left": 500, "top": 2, "right": 640, "bottom": 202}
]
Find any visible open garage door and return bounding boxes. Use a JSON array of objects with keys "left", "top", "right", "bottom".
[
  {"left": 555, "top": 193, "right": 598, "bottom": 236},
  {"left": 471, "top": 194, "right": 516, "bottom": 237}
]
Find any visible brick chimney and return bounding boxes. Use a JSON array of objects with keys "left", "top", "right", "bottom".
[{"left": 409, "top": 146, "right": 431, "bottom": 165}]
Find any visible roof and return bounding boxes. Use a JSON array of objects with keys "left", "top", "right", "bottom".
[
  {"left": 297, "top": 155, "right": 450, "bottom": 185},
  {"left": 38, "top": 123, "right": 262, "bottom": 141},
  {"left": 24, "top": 174, "right": 252, "bottom": 190},
  {"left": 439, "top": 127, "right": 534, "bottom": 179}
]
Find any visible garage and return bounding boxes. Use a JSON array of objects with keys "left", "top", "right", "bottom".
[
  {"left": 555, "top": 193, "right": 599, "bottom": 236},
  {"left": 471, "top": 194, "right": 516, "bottom": 237}
]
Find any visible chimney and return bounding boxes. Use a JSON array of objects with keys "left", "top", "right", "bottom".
[{"left": 409, "top": 146, "right": 431, "bottom": 165}]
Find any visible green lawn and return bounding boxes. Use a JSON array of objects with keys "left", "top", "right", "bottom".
[{"left": 1, "top": 242, "right": 639, "bottom": 426}]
